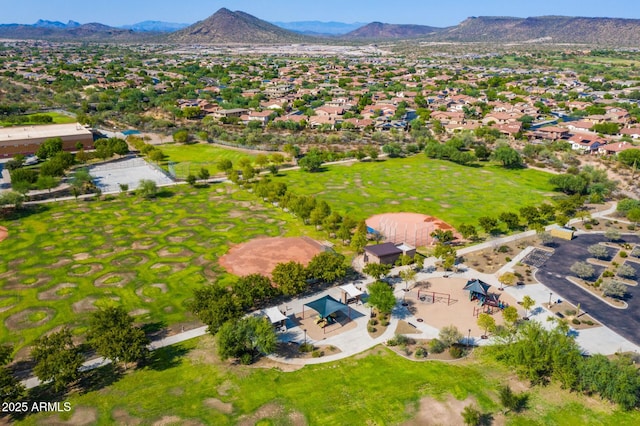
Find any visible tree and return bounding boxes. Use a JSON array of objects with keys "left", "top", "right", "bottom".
[
  {"left": 272, "top": 261, "right": 307, "bottom": 296},
  {"left": 298, "top": 152, "right": 323, "bottom": 172},
  {"left": 35, "top": 137, "right": 63, "bottom": 159},
  {"left": 618, "top": 148, "right": 640, "bottom": 167},
  {"left": 430, "top": 229, "right": 454, "bottom": 243},
  {"left": 350, "top": 220, "right": 368, "bottom": 253},
  {"left": 255, "top": 154, "right": 269, "bottom": 169},
  {"left": 31, "top": 328, "right": 83, "bottom": 392},
  {"left": 604, "top": 229, "right": 621, "bottom": 242},
  {"left": 588, "top": 244, "right": 609, "bottom": 260},
  {"left": 137, "top": 179, "right": 158, "bottom": 199},
  {"left": 119, "top": 183, "right": 129, "bottom": 193},
  {"left": 499, "top": 212, "right": 521, "bottom": 230},
  {"left": 217, "top": 316, "right": 277, "bottom": 364},
  {"left": 601, "top": 280, "right": 627, "bottom": 299},
  {"left": 439, "top": 325, "right": 463, "bottom": 347},
  {"left": 502, "top": 306, "right": 519, "bottom": 327},
  {"left": 521, "top": 295, "right": 535, "bottom": 318},
  {"left": 617, "top": 263, "right": 636, "bottom": 279},
  {"left": 461, "top": 405, "right": 482, "bottom": 426},
  {"left": 367, "top": 281, "right": 396, "bottom": 314},
  {"left": 363, "top": 262, "right": 391, "bottom": 280},
  {"left": 478, "top": 216, "right": 498, "bottom": 234},
  {"left": 234, "top": 274, "right": 277, "bottom": 310},
  {"left": 189, "top": 285, "right": 242, "bottom": 334},
  {"left": 627, "top": 208, "right": 640, "bottom": 226},
  {"left": 172, "top": 129, "right": 190, "bottom": 143},
  {"left": 477, "top": 313, "right": 496, "bottom": 337},
  {"left": 0, "top": 344, "right": 25, "bottom": 402},
  {"left": 458, "top": 224, "right": 478, "bottom": 240},
  {"left": 242, "top": 165, "right": 255, "bottom": 181},
  {"left": 198, "top": 167, "right": 210, "bottom": 181},
  {"left": 0, "top": 191, "right": 25, "bottom": 209},
  {"left": 571, "top": 262, "right": 595, "bottom": 280},
  {"left": 186, "top": 174, "right": 197, "bottom": 186},
  {"left": 217, "top": 159, "right": 233, "bottom": 173},
  {"left": 537, "top": 231, "right": 553, "bottom": 246},
  {"left": 36, "top": 174, "right": 58, "bottom": 193},
  {"left": 306, "top": 252, "right": 347, "bottom": 284},
  {"left": 87, "top": 307, "right": 149, "bottom": 369},
  {"left": 498, "top": 272, "right": 517, "bottom": 289},
  {"left": 399, "top": 268, "right": 417, "bottom": 291},
  {"left": 493, "top": 145, "right": 523, "bottom": 168}
]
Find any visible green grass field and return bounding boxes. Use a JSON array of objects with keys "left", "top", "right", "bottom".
[
  {"left": 160, "top": 143, "right": 259, "bottom": 178},
  {"left": 0, "top": 184, "right": 306, "bottom": 352},
  {"left": 274, "top": 156, "right": 557, "bottom": 227},
  {"left": 16, "top": 338, "right": 640, "bottom": 425},
  {"left": 0, "top": 112, "right": 76, "bottom": 127}
]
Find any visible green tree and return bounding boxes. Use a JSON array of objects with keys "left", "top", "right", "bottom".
[
  {"left": 617, "top": 149, "right": 640, "bottom": 167},
  {"left": 350, "top": 220, "right": 368, "bottom": 253},
  {"left": 306, "top": 252, "right": 347, "bottom": 284},
  {"left": 493, "top": 145, "right": 523, "bottom": 168},
  {"left": 189, "top": 285, "right": 242, "bottom": 334},
  {"left": 35, "top": 174, "right": 58, "bottom": 193},
  {"left": 477, "top": 313, "right": 496, "bottom": 337},
  {"left": 499, "top": 212, "right": 520, "bottom": 230},
  {"left": 617, "top": 263, "right": 636, "bottom": 279},
  {"left": 272, "top": 261, "right": 308, "bottom": 296},
  {"left": 186, "top": 174, "right": 197, "bottom": 186},
  {"left": 588, "top": 244, "right": 609, "bottom": 259},
  {"left": 0, "top": 344, "right": 25, "bottom": 401},
  {"left": 217, "top": 316, "right": 277, "bottom": 364},
  {"left": 367, "top": 281, "right": 396, "bottom": 314},
  {"left": 478, "top": 216, "right": 498, "bottom": 234},
  {"left": 439, "top": 325, "right": 463, "bottom": 347},
  {"left": 137, "top": 179, "right": 158, "bottom": 199},
  {"left": 233, "top": 274, "right": 277, "bottom": 310},
  {"left": 521, "top": 295, "right": 535, "bottom": 318},
  {"left": 458, "top": 224, "right": 478, "bottom": 240},
  {"left": 602, "top": 280, "right": 627, "bottom": 299},
  {"left": 31, "top": 328, "right": 83, "bottom": 392},
  {"left": 571, "top": 261, "right": 595, "bottom": 280},
  {"left": 217, "top": 159, "right": 233, "bottom": 173},
  {"left": 198, "top": 167, "right": 210, "bottom": 181},
  {"left": 363, "top": 262, "right": 392, "bottom": 280},
  {"left": 499, "top": 272, "right": 517, "bottom": 289},
  {"left": 298, "top": 152, "right": 324, "bottom": 172},
  {"left": 35, "top": 137, "right": 63, "bottom": 160},
  {"left": 502, "top": 306, "right": 519, "bottom": 327},
  {"left": 87, "top": 307, "right": 149, "bottom": 369},
  {"left": 399, "top": 268, "right": 417, "bottom": 291},
  {"left": 172, "top": 129, "right": 190, "bottom": 143},
  {"left": 461, "top": 405, "right": 482, "bottom": 426},
  {"left": 604, "top": 229, "right": 621, "bottom": 242}
]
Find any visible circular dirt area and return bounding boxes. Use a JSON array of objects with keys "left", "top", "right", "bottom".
[
  {"left": 219, "top": 237, "right": 325, "bottom": 277},
  {"left": 366, "top": 212, "right": 461, "bottom": 247},
  {"left": 0, "top": 226, "right": 7, "bottom": 243}
]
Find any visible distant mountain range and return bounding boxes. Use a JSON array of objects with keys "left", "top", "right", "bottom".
[
  {"left": 271, "top": 21, "right": 365, "bottom": 36},
  {"left": 2, "top": 9, "right": 640, "bottom": 45}
]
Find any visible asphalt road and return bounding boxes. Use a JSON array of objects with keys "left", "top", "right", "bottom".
[{"left": 533, "top": 233, "right": 640, "bottom": 346}]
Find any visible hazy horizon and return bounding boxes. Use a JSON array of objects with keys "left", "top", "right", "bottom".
[{"left": 2, "top": 0, "right": 640, "bottom": 27}]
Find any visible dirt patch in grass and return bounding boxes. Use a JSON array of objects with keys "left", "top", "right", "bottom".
[
  {"left": 94, "top": 272, "right": 135, "bottom": 288},
  {"left": 237, "top": 403, "right": 307, "bottom": 426},
  {"left": 73, "top": 253, "right": 90, "bottom": 261},
  {"left": 112, "top": 408, "right": 142, "bottom": 425},
  {"left": 129, "top": 308, "right": 150, "bottom": 316},
  {"left": 203, "top": 398, "right": 233, "bottom": 414},
  {"left": 40, "top": 406, "right": 97, "bottom": 426},
  {"left": 0, "top": 225, "right": 8, "bottom": 243},
  {"left": 69, "top": 263, "right": 103, "bottom": 277},
  {"left": 72, "top": 297, "right": 98, "bottom": 313},
  {"left": 149, "top": 262, "right": 187, "bottom": 274},
  {"left": 158, "top": 247, "right": 194, "bottom": 258},
  {"left": 38, "top": 283, "right": 77, "bottom": 301},
  {"left": 152, "top": 283, "right": 168, "bottom": 293},
  {"left": 403, "top": 395, "right": 477, "bottom": 426},
  {"left": 5, "top": 275, "right": 51, "bottom": 290},
  {"left": 5, "top": 307, "right": 55, "bottom": 331}
]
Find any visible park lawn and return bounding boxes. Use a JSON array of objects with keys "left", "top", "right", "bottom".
[
  {"left": 17, "top": 338, "right": 640, "bottom": 425},
  {"left": 0, "top": 183, "right": 308, "bottom": 353},
  {"left": 159, "top": 143, "right": 259, "bottom": 178},
  {"left": 0, "top": 112, "right": 76, "bottom": 127},
  {"left": 274, "top": 156, "right": 557, "bottom": 228}
]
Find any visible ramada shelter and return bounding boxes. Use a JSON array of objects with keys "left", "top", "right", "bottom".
[
  {"left": 363, "top": 242, "right": 416, "bottom": 265},
  {"left": 0, "top": 123, "right": 94, "bottom": 158}
]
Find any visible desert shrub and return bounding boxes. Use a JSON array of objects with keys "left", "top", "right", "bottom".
[
  {"left": 572, "top": 318, "right": 581, "bottom": 325},
  {"left": 497, "top": 245, "right": 510, "bottom": 253},
  {"left": 240, "top": 353, "right": 253, "bottom": 365},
  {"left": 367, "top": 324, "right": 377, "bottom": 333},
  {"left": 415, "top": 346, "right": 427, "bottom": 358},
  {"left": 449, "top": 345, "right": 464, "bottom": 358},
  {"left": 603, "top": 270, "right": 614, "bottom": 278},
  {"left": 564, "top": 309, "right": 576, "bottom": 316},
  {"left": 429, "top": 339, "right": 446, "bottom": 354},
  {"left": 311, "top": 350, "right": 323, "bottom": 358},
  {"left": 620, "top": 251, "right": 628, "bottom": 258},
  {"left": 584, "top": 320, "right": 594, "bottom": 325},
  {"left": 299, "top": 342, "right": 314, "bottom": 353},
  {"left": 369, "top": 319, "right": 378, "bottom": 326},
  {"left": 379, "top": 317, "right": 389, "bottom": 327},
  {"left": 505, "top": 257, "right": 512, "bottom": 262}
]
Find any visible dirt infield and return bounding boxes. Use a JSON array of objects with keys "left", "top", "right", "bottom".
[
  {"left": 366, "top": 212, "right": 460, "bottom": 247},
  {"left": 219, "top": 237, "right": 325, "bottom": 277},
  {"left": 0, "top": 226, "right": 7, "bottom": 243}
]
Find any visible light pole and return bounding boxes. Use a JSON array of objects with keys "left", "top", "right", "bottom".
[
  {"left": 549, "top": 292, "right": 553, "bottom": 307},
  {"left": 468, "top": 329, "right": 471, "bottom": 349},
  {"left": 303, "top": 329, "right": 307, "bottom": 345}
]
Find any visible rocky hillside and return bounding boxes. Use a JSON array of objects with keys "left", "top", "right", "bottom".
[
  {"left": 0, "top": 22, "right": 154, "bottom": 41},
  {"left": 343, "top": 22, "right": 444, "bottom": 39},
  {"left": 434, "top": 16, "right": 640, "bottom": 45},
  {"left": 168, "top": 8, "right": 311, "bottom": 44}
]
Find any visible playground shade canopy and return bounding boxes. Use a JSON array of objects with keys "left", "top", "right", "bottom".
[
  {"left": 304, "top": 295, "right": 347, "bottom": 318},
  {"left": 339, "top": 284, "right": 364, "bottom": 299},
  {"left": 463, "top": 279, "right": 491, "bottom": 296},
  {"left": 265, "top": 307, "right": 288, "bottom": 324}
]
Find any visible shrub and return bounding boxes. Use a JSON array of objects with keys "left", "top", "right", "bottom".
[
  {"left": 572, "top": 318, "right": 581, "bottom": 325},
  {"left": 620, "top": 251, "right": 628, "bottom": 258},
  {"left": 449, "top": 345, "right": 464, "bottom": 358},
  {"left": 240, "top": 353, "right": 253, "bottom": 365},
  {"left": 602, "top": 271, "right": 614, "bottom": 278},
  {"left": 505, "top": 257, "right": 512, "bottom": 262},
  {"left": 379, "top": 318, "right": 389, "bottom": 327},
  {"left": 429, "top": 339, "right": 446, "bottom": 354},
  {"left": 415, "top": 346, "right": 427, "bottom": 358},
  {"left": 311, "top": 350, "right": 323, "bottom": 358},
  {"left": 367, "top": 325, "right": 377, "bottom": 333},
  {"left": 369, "top": 319, "right": 378, "bottom": 326},
  {"left": 564, "top": 309, "right": 576, "bottom": 316},
  {"left": 584, "top": 320, "right": 594, "bottom": 325},
  {"left": 585, "top": 223, "right": 593, "bottom": 230},
  {"left": 299, "top": 342, "right": 314, "bottom": 353},
  {"left": 497, "top": 245, "right": 511, "bottom": 253}
]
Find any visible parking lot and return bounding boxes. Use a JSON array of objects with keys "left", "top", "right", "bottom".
[{"left": 533, "top": 233, "right": 640, "bottom": 346}]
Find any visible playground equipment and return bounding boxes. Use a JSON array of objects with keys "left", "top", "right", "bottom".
[
  {"left": 417, "top": 289, "right": 455, "bottom": 306},
  {"left": 464, "top": 278, "right": 508, "bottom": 312}
]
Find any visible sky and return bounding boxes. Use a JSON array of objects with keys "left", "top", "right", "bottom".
[{"left": 1, "top": 0, "right": 640, "bottom": 27}]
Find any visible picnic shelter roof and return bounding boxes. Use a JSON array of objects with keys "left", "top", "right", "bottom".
[{"left": 304, "top": 295, "right": 347, "bottom": 318}]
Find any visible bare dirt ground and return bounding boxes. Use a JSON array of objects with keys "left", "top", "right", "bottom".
[
  {"left": 407, "top": 277, "right": 522, "bottom": 338},
  {"left": 219, "top": 237, "right": 325, "bottom": 277},
  {"left": 0, "top": 225, "right": 7, "bottom": 243},
  {"left": 366, "top": 212, "right": 461, "bottom": 247}
]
